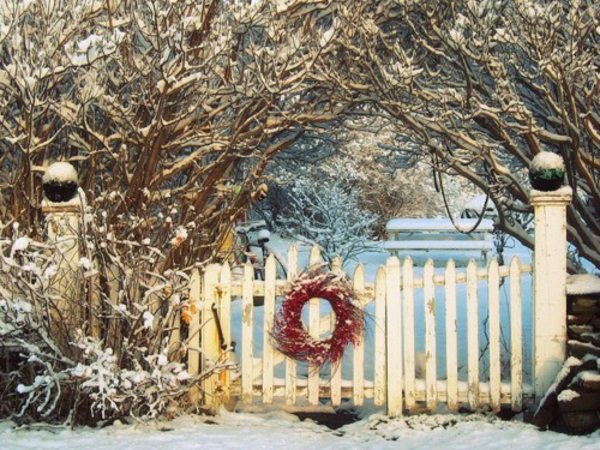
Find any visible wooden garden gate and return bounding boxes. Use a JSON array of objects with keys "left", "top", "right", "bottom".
[
  {"left": 180, "top": 187, "right": 572, "bottom": 416},
  {"left": 188, "top": 246, "right": 532, "bottom": 415}
]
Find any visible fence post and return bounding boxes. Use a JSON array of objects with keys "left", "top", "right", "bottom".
[
  {"left": 41, "top": 162, "right": 83, "bottom": 347},
  {"left": 201, "top": 263, "right": 223, "bottom": 411},
  {"left": 530, "top": 186, "right": 572, "bottom": 400}
]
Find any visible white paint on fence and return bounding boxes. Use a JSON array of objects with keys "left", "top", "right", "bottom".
[
  {"left": 374, "top": 267, "right": 386, "bottom": 407},
  {"left": 445, "top": 259, "right": 458, "bottom": 411},
  {"left": 331, "top": 257, "right": 343, "bottom": 407},
  {"left": 308, "top": 246, "right": 321, "bottom": 406},
  {"left": 510, "top": 257, "right": 523, "bottom": 411},
  {"left": 241, "top": 262, "right": 254, "bottom": 404},
  {"left": 424, "top": 259, "right": 437, "bottom": 411},
  {"left": 262, "top": 255, "right": 276, "bottom": 404},
  {"left": 386, "top": 256, "right": 403, "bottom": 417},
  {"left": 285, "top": 246, "right": 298, "bottom": 405},
  {"left": 466, "top": 259, "right": 479, "bottom": 410},
  {"left": 488, "top": 259, "right": 501, "bottom": 412},
  {"left": 44, "top": 164, "right": 569, "bottom": 415},
  {"left": 352, "top": 263, "right": 365, "bottom": 406},
  {"left": 402, "top": 257, "right": 416, "bottom": 410},
  {"left": 530, "top": 187, "right": 571, "bottom": 399},
  {"left": 194, "top": 247, "right": 535, "bottom": 414}
]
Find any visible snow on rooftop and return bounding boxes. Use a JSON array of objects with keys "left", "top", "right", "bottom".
[
  {"left": 386, "top": 217, "right": 494, "bottom": 232},
  {"left": 42, "top": 162, "right": 78, "bottom": 184},
  {"left": 557, "top": 389, "right": 580, "bottom": 403},
  {"left": 566, "top": 274, "right": 600, "bottom": 296},
  {"left": 577, "top": 370, "right": 600, "bottom": 384}
]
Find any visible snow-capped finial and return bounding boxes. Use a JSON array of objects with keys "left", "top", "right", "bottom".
[
  {"left": 531, "top": 151, "right": 565, "bottom": 173},
  {"left": 42, "top": 162, "right": 79, "bottom": 202},
  {"left": 529, "top": 152, "right": 565, "bottom": 191}
]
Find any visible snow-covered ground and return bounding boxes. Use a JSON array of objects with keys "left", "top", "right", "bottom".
[
  {"left": 3, "top": 234, "right": 598, "bottom": 448},
  {"left": 2, "top": 410, "right": 600, "bottom": 450}
]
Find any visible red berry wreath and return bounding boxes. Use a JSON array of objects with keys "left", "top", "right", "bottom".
[{"left": 271, "top": 267, "right": 365, "bottom": 367}]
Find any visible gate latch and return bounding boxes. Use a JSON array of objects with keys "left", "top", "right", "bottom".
[{"left": 211, "top": 303, "right": 236, "bottom": 352}]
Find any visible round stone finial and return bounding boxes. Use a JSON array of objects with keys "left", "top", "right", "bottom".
[
  {"left": 42, "top": 162, "right": 79, "bottom": 203},
  {"left": 529, "top": 151, "right": 565, "bottom": 191}
]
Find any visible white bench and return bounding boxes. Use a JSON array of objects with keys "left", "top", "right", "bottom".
[{"left": 384, "top": 218, "right": 495, "bottom": 260}]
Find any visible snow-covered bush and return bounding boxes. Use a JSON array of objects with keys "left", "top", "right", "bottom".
[
  {"left": 274, "top": 178, "right": 377, "bottom": 263},
  {"left": 0, "top": 214, "right": 225, "bottom": 425},
  {"left": 0, "top": 0, "right": 345, "bottom": 270}
]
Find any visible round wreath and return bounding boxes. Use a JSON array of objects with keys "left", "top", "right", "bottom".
[{"left": 271, "top": 267, "right": 365, "bottom": 367}]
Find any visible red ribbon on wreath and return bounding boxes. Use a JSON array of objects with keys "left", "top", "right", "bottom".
[{"left": 271, "top": 267, "right": 365, "bottom": 367}]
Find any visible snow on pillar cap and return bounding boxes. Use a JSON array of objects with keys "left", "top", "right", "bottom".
[
  {"left": 530, "top": 151, "right": 565, "bottom": 172},
  {"left": 42, "top": 162, "right": 79, "bottom": 185},
  {"left": 42, "top": 162, "right": 79, "bottom": 203}
]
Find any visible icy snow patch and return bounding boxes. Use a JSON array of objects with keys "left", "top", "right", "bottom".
[
  {"left": 557, "top": 389, "right": 580, "bottom": 402},
  {"left": 142, "top": 311, "right": 154, "bottom": 330},
  {"left": 567, "top": 274, "right": 600, "bottom": 295},
  {"left": 78, "top": 257, "right": 92, "bottom": 270},
  {"left": 577, "top": 370, "right": 600, "bottom": 384},
  {"left": 10, "top": 237, "right": 30, "bottom": 255},
  {"left": 535, "top": 356, "right": 581, "bottom": 415}
]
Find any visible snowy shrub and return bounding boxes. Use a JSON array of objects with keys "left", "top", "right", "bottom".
[
  {"left": 0, "top": 0, "right": 345, "bottom": 270},
  {"left": 0, "top": 215, "right": 226, "bottom": 425},
  {"left": 274, "top": 178, "right": 377, "bottom": 263}
]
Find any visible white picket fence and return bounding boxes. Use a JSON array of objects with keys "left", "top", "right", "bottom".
[
  {"left": 40, "top": 168, "right": 572, "bottom": 416},
  {"left": 184, "top": 244, "right": 537, "bottom": 416}
]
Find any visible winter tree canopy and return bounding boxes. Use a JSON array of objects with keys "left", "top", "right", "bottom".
[
  {"left": 1, "top": 0, "right": 598, "bottom": 270},
  {"left": 316, "top": 0, "right": 599, "bottom": 269},
  {"left": 0, "top": 0, "right": 345, "bottom": 268}
]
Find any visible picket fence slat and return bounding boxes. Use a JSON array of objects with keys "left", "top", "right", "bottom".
[
  {"left": 185, "top": 268, "right": 202, "bottom": 404},
  {"left": 285, "top": 246, "right": 298, "bottom": 405},
  {"left": 402, "top": 257, "right": 416, "bottom": 411},
  {"left": 308, "top": 246, "right": 321, "bottom": 406},
  {"left": 352, "top": 263, "right": 365, "bottom": 406},
  {"left": 262, "top": 255, "right": 276, "bottom": 404},
  {"left": 220, "top": 263, "right": 232, "bottom": 402},
  {"left": 331, "top": 257, "right": 344, "bottom": 407},
  {"left": 445, "top": 259, "right": 458, "bottom": 411},
  {"left": 510, "top": 257, "right": 523, "bottom": 411},
  {"left": 466, "top": 259, "right": 480, "bottom": 410},
  {"left": 191, "top": 244, "right": 533, "bottom": 415},
  {"left": 187, "top": 268, "right": 201, "bottom": 379},
  {"left": 374, "top": 267, "right": 386, "bottom": 407},
  {"left": 488, "top": 259, "right": 501, "bottom": 412},
  {"left": 424, "top": 259, "right": 437, "bottom": 411},
  {"left": 386, "top": 256, "right": 403, "bottom": 417},
  {"left": 241, "top": 262, "right": 254, "bottom": 404},
  {"left": 202, "top": 265, "right": 221, "bottom": 409}
]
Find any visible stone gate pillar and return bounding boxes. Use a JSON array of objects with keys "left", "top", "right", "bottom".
[
  {"left": 41, "top": 162, "right": 83, "bottom": 347},
  {"left": 530, "top": 185, "right": 572, "bottom": 400}
]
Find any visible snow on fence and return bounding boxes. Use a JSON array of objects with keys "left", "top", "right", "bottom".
[{"left": 188, "top": 246, "right": 533, "bottom": 415}]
